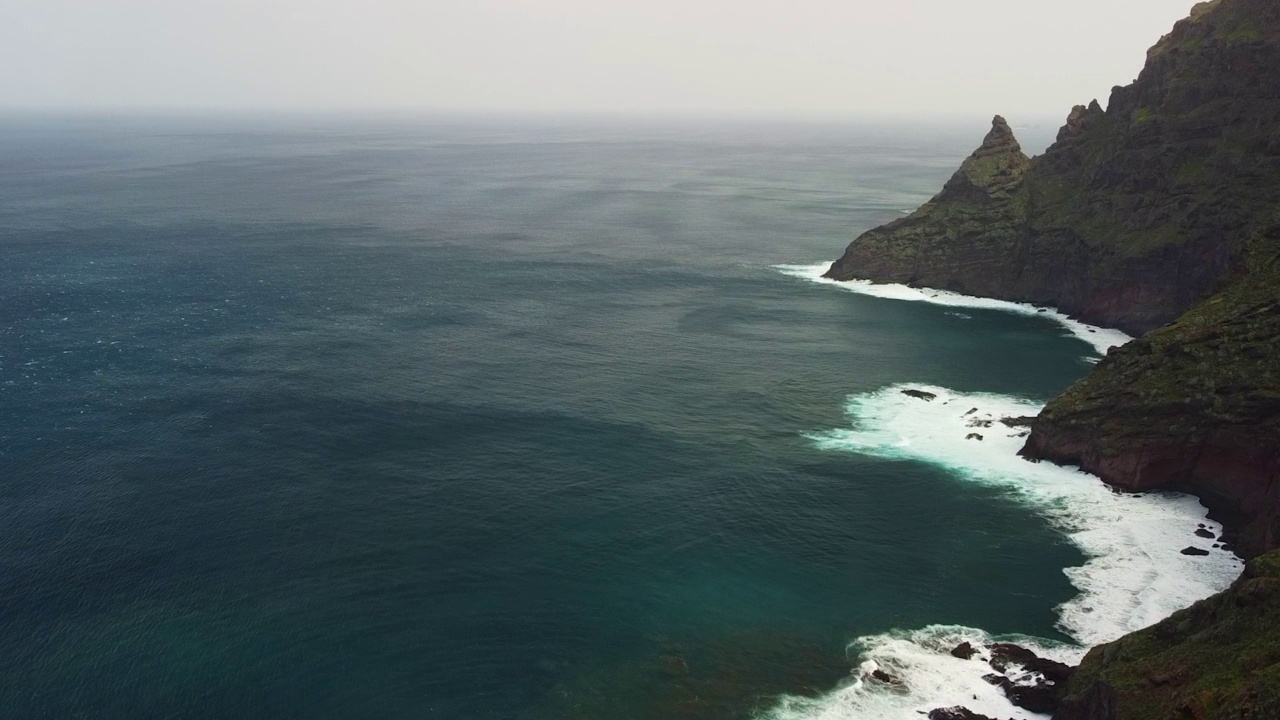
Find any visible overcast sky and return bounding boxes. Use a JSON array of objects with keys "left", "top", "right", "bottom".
[{"left": 3, "top": 0, "right": 1197, "bottom": 117}]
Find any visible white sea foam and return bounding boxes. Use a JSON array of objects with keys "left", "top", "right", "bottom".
[
  {"left": 773, "top": 262, "right": 1132, "bottom": 357},
  {"left": 760, "top": 384, "right": 1242, "bottom": 720},
  {"left": 762, "top": 625, "right": 1076, "bottom": 720}
]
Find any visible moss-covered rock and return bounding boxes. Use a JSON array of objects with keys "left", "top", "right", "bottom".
[
  {"left": 1055, "top": 550, "right": 1280, "bottom": 720},
  {"left": 824, "top": 116, "right": 1032, "bottom": 299}
]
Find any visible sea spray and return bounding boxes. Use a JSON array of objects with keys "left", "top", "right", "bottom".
[
  {"left": 773, "top": 262, "right": 1132, "bottom": 356},
  {"left": 762, "top": 625, "right": 1076, "bottom": 720},
  {"left": 760, "top": 385, "right": 1241, "bottom": 720}
]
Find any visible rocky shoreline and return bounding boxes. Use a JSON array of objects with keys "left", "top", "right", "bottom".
[
  {"left": 823, "top": 1, "right": 1280, "bottom": 717},
  {"left": 854, "top": 636, "right": 1075, "bottom": 720}
]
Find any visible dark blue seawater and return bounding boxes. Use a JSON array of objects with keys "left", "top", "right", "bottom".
[{"left": 0, "top": 114, "right": 1090, "bottom": 719}]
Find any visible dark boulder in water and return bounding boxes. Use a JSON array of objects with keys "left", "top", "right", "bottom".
[
  {"left": 1004, "top": 682, "right": 1060, "bottom": 714},
  {"left": 966, "top": 433, "right": 984, "bottom": 441},
  {"left": 901, "top": 389, "right": 937, "bottom": 401},
  {"left": 986, "top": 643, "right": 1073, "bottom": 685},
  {"left": 927, "top": 707, "right": 1006, "bottom": 720},
  {"left": 983, "top": 673, "right": 1060, "bottom": 715},
  {"left": 869, "top": 668, "right": 902, "bottom": 686},
  {"left": 979, "top": 643, "right": 1074, "bottom": 714},
  {"left": 1195, "top": 528, "right": 1216, "bottom": 539},
  {"left": 950, "top": 641, "right": 978, "bottom": 659},
  {"left": 1181, "top": 546, "right": 1211, "bottom": 556}
]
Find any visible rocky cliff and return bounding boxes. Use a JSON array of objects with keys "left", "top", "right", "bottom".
[
  {"left": 826, "top": 0, "right": 1280, "bottom": 335},
  {"left": 828, "top": 0, "right": 1280, "bottom": 557},
  {"left": 1055, "top": 549, "right": 1280, "bottom": 720},
  {"left": 823, "top": 115, "right": 1032, "bottom": 299},
  {"left": 1023, "top": 214, "right": 1280, "bottom": 558},
  {"left": 825, "top": 2, "right": 1280, "bottom": 713}
]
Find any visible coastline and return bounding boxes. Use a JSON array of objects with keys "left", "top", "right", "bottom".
[
  {"left": 765, "top": 264, "right": 1242, "bottom": 720},
  {"left": 774, "top": 262, "right": 1132, "bottom": 358}
]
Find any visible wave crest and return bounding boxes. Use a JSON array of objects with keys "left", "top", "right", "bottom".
[{"left": 773, "top": 262, "right": 1131, "bottom": 357}]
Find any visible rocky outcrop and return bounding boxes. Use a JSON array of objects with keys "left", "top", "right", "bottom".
[
  {"left": 928, "top": 708, "right": 1005, "bottom": 720},
  {"left": 1023, "top": 215, "right": 1280, "bottom": 558},
  {"left": 984, "top": 643, "right": 1075, "bottom": 714},
  {"left": 1054, "top": 550, "right": 1280, "bottom": 720},
  {"left": 825, "top": 0, "right": 1280, "bottom": 336},
  {"left": 825, "top": 115, "right": 1032, "bottom": 304},
  {"left": 939, "top": 641, "right": 1075, "bottom": 716}
]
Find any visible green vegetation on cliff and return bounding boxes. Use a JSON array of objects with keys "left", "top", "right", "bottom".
[
  {"left": 1057, "top": 550, "right": 1280, "bottom": 720},
  {"left": 1025, "top": 216, "right": 1280, "bottom": 557},
  {"left": 824, "top": 116, "right": 1031, "bottom": 295},
  {"left": 826, "top": 0, "right": 1280, "bottom": 334},
  {"left": 825, "top": 0, "right": 1280, "bottom": 557}
]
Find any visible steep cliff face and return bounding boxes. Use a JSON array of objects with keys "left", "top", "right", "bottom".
[
  {"left": 824, "top": 116, "right": 1031, "bottom": 296},
  {"left": 1024, "top": 216, "right": 1280, "bottom": 559},
  {"left": 1054, "top": 550, "right": 1280, "bottom": 720},
  {"left": 826, "top": 0, "right": 1280, "bottom": 335}
]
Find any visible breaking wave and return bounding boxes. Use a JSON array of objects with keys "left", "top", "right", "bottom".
[
  {"left": 773, "top": 262, "right": 1131, "bottom": 356},
  {"left": 759, "top": 384, "right": 1241, "bottom": 720}
]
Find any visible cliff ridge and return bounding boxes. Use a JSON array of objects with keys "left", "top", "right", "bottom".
[{"left": 824, "top": 0, "right": 1280, "bottom": 335}]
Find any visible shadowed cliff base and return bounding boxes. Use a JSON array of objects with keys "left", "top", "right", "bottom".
[{"left": 1023, "top": 213, "right": 1280, "bottom": 560}]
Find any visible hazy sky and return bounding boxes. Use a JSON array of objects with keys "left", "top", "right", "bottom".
[{"left": 4, "top": 0, "right": 1197, "bottom": 117}]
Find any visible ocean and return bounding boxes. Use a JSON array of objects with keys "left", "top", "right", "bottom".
[{"left": 0, "top": 114, "right": 1240, "bottom": 719}]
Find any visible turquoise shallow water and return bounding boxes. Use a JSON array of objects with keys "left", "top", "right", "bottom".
[{"left": 0, "top": 115, "right": 1118, "bottom": 719}]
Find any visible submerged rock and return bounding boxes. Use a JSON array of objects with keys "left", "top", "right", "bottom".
[
  {"left": 657, "top": 654, "right": 689, "bottom": 677},
  {"left": 901, "top": 389, "right": 938, "bottom": 401}
]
